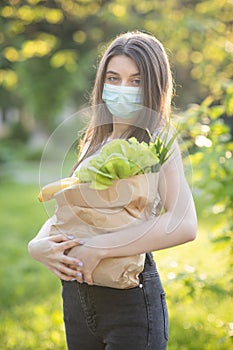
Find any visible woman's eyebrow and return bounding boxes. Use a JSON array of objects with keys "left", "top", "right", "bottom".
[
  {"left": 130, "top": 72, "right": 140, "bottom": 77},
  {"left": 106, "top": 70, "right": 140, "bottom": 76},
  {"left": 106, "top": 70, "right": 119, "bottom": 75}
]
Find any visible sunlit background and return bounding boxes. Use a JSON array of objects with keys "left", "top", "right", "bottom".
[{"left": 0, "top": 0, "right": 232, "bottom": 349}]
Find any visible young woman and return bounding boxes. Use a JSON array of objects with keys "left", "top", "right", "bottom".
[{"left": 28, "top": 31, "right": 197, "bottom": 350}]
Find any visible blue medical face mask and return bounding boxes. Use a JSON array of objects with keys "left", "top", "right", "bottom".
[{"left": 102, "top": 83, "right": 143, "bottom": 119}]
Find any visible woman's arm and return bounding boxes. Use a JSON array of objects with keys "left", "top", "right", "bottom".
[
  {"left": 28, "top": 216, "right": 83, "bottom": 281},
  {"left": 68, "top": 142, "right": 198, "bottom": 284}
]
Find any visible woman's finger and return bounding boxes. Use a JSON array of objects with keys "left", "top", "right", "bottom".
[
  {"left": 61, "top": 255, "right": 83, "bottom": 268},
  {"left": 75, "top": 271, "right": 83, "bottom": 284},
  {"left": 52, "top": 267, "right": 76, "bottom": 281},
  {"left": 55, "top": 262, "right": 79, "bottom": 278},
  {"left": 59, "top": 239, "right": 83, "bottom": 251},
  {"left": 50, "top": 234, "right": 85, "bottom": 246},
  {"left": 49, "top": 234, "right": 71, "bottom": 243},
  {"left": 54, "top": 260, "right": 83, "bottom": 282}
]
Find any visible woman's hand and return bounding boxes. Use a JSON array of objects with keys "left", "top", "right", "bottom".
[
  {"left": 28, "top": 234, "right": 84, "bottom": 281},
  {"left": 67, "top": 241, "right": 106, "bottom": 285}
]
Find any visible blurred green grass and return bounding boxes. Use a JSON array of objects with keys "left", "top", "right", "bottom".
[
  {"left": 0, "top": 181, "right": 67, "bottom": 349},
  {"left": 0, "top": 181, "right": 232, "bottom": 349}
]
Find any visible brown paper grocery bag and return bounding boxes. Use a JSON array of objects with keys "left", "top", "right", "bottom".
[{"left": 50, "top": 172, "right": 159, "bottom": 289}]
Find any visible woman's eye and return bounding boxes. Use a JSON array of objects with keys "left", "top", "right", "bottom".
[
  {"left": 132, "top": 79, "right": 141, "bottom": 86},
  {"left": 106, "top": 76, "right": 118, "bottom": 82}
]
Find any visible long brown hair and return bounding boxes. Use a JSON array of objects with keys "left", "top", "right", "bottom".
[{"left": 73, "top": 31, "right": 174, "bottom": 172}]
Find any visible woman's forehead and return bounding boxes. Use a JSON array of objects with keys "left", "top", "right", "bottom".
[{"left": 106, "top": 55, "right": 139, "bottom": 75}]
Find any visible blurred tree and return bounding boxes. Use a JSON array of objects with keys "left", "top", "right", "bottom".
[
  {"left": 178, "top": 80, "right": 233, "bottom": 289},
  {"left": 0, "top": 0, "right": 107, "bottom": 130},
  {"left": 136, "top": 0, "right": 233, "bottom": 106}
]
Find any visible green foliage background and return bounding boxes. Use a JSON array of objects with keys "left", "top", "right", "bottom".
[{"left": 0, "top": 0, "right": 232, "bottom": 349}]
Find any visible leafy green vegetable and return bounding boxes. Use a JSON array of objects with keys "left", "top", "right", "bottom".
[
  {"left": 147, "top": 127, "right": 177, "bottom": 166},
  {"left": 75, "top": 127, "right": 176, "bottom": 190}
]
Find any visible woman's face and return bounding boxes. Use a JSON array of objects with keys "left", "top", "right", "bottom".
[{"left": 104, "top": 55, "right": 141, "bottom": 88}]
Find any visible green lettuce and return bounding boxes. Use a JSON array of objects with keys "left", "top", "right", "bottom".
[{"left": 75, "top": 128, "right": 176, "bottom": 190}]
